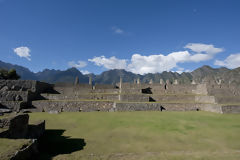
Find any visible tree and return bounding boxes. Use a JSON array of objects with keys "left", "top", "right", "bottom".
[{"left": 0, "top": 69, "right": 20, "bottom": 80}]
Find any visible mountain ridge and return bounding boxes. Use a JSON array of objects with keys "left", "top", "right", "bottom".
[{"left": 1, "top": 60, "right": 239, "bottom": 84}]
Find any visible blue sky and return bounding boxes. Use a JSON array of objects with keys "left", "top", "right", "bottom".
[{"left": 0, "top": 0, "right": 240, "bottom": 74}]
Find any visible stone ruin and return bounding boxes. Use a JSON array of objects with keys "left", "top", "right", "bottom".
[
  {"left": 0, "top": 78, "right": 240, "bottom": 114},
  {"left": 0, "top": 78, "right": 239, "bottom": 159},
  {"left": 0, "top": 113, "right": 45, "bottom": 159}
]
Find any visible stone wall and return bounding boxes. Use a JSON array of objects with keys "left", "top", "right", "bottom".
[
  {"left": 151, "top": 95, "right": 196, "bottom": 102},
  {"left": 196, "top": 104, "right": 222, "bottom": 113},
  {"left": 151, "top": 84, "right": 197, "bottom": 94},
  {"left": 214, "top": 96, "right": 240, "bottom": 104},
  {"left": 0, "top": 80, "right": 52, "bottom": 93},
  {"left": 195, "top": 95, "right": 216, "bottom": 103},
  {"left": 41, "top": 93, "right": 149, "bottom": 102},
  {"left": 0, "top": 91, "right": 28, "bottom": 101},
  {"left": 95, "top": 84, "right": 116, "bottom": 89},
  {"left": 115, "top": 102, "right": 223, "bottom": 113},
  {"left": 0, "top": 101, "right": 27, "bottom": 112},
  {"left": 221, "top": 105, "right": 240, "bottom": 114},
  {"left": 0, "top": 80, "right": 37, "bottom": 92},
  {"left": 32, "top": 100, "right": 114, "bottom": 112},
  {"left": 115, "top": 102, "right": 201, "bottom": 111},
  {"left": 115, "top": 102, "right": 163, "bottom": 111}
]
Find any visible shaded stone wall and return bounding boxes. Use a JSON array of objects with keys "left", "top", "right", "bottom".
[
  {"left": 0, "top": 114, "right": 45, "bottom": 139},
  {"left": 0, "top": 114, "right": 29, "bottom": 138}
]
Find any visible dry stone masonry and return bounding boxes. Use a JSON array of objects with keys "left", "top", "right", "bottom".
[{"left": 0, "top": 79, "right": 240, "bottom": 114}]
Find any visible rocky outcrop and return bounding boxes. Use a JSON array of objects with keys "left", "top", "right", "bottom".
[{"left": 0, "top": 114, "right": 45, "bottom": 139}]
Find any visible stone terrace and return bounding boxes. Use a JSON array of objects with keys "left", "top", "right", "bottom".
[{"left": 1, "top": 79, "right": 240, "bottom": 114}]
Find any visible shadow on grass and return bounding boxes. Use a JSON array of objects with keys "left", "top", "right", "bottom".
[{"left": 37, "top": 129, "right": 86, "bottom": 160}]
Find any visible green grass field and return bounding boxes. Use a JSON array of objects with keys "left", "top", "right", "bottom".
[{"left": 26, "top": 111, "right": 240, "bottom": 160}]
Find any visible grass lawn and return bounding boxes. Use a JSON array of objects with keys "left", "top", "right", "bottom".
[{"left": 28, "top": 111, "right": 240, "bottom": 160}]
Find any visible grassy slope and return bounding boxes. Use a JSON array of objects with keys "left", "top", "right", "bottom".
[{"left": 29, "top": 112, "right": 240, "bottom": 160}]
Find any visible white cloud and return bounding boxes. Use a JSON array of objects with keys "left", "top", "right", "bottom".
[
  {"left": 89, "top": 43, "right": 224, "bottom": 75},
  {"left": 184, "top": 43, "right": 223, "bottom": 54},
  {"left": 184, "top": 43, "right": 223, "bottom": 62},
  {"left": 80, "top": 70, "right": 90, "bottom": 75},
  {"left": 112, "top": 26, "right": 124, "bottom": 34},
  {"left": 214, "top": 53, "right": 240, "bottom": 69},
  {"left": 68, "top": 61, "right": 87, "bottom": 68},
  {"left": 88, "top": 56, "right": 127, "bottom": 70},
  {"left": 13, "top": 46, "right": 31, "bottom": 61}
]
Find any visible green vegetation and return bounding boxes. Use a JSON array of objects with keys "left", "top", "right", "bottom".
[
  {"left": 28, "top": 112, "right": 240, "bottom": 160},
  {"left": 0, "top": 69, "right": 20, "bottom": 80}
]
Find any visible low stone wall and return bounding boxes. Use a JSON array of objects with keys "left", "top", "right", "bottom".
[
  {"left": 32, "top": 100, "right": 114, "bottom": 112},
  {"left": 0, "top": 101, "right": 27, "bottom": 112},
  {"left": 221, "top": 105, "right": 240, "bottom": 114}
]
